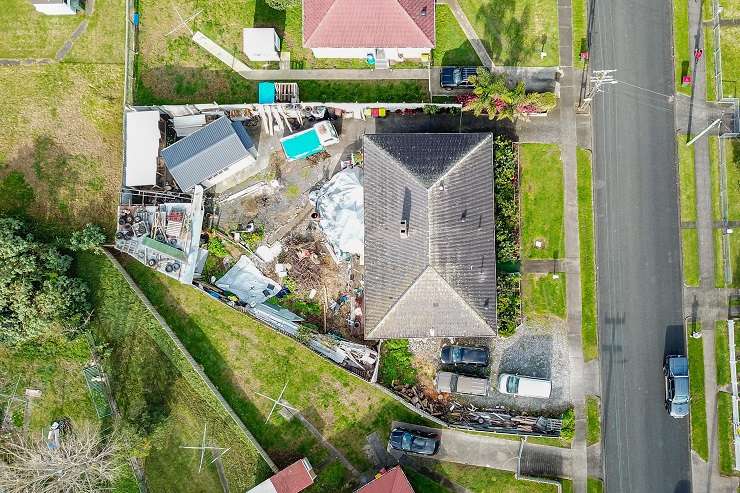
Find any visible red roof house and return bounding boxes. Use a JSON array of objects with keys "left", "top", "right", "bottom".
[
  {"left": 302, "top": 0, "right": 435, "bottom": 64},
  {"left": 247, "top": 458, "right": 316, "bottom": 493},
  {"left": 354, "top": 466, "right": 415, "bottom": 493}
]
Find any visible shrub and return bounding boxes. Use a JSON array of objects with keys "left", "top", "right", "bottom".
[
  {"left": 423, "top": 104, "right": 440, "bottom": 115},
  {"left": 265, "top": 0, "right": 299, "bottom": 10},
  {"left": 379, "top": 339, "right": 417, "bottom": 386},
  {"left": 560, "top": 408, "right": 575, "bottom": 440},
  {"left": 207, "top": 236, "right": 228, "bottom": 258},
  {"left": 68, "top": 223, "right": 106, "bottom": 254}
]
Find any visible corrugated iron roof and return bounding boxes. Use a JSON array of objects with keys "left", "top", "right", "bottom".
[
  {"left": 363, "top": 133, "right": 497, "bottom": 339},
  {"left": 161, "top": 116, "right": 255, "bottom": 192}
]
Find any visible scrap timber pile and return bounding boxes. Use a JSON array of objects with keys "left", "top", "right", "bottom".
[{"left": 392, "top": 383, "right": 563, "bottom": 437}]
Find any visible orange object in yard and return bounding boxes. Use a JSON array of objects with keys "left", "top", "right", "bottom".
[{"left": 371, "top": 108, "right": 379, "bottom": 118}]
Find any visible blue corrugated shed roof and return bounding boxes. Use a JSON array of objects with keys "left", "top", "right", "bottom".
[{"left": 161, "top": 116, "right": 255, "bottom": 191}]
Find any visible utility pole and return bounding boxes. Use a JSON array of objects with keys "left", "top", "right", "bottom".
[{"left": 579, "top": 69, "right": 618, "bottom": 111}]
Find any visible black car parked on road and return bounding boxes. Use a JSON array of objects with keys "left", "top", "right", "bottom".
[
  {"left": 440, "top": 345, "right": 489, "bottom": 366},
  {"left": 389, "top": 428, "right": 440, "bottom": 456}
]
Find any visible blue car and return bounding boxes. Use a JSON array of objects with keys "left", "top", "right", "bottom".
[
  {"left": 440, "top": 345, "right": 489, "bottom": 366},
  {"left": 389, "top": 428, "right": 440, "bottom": 456},
  {"left": 664, "top": 355, "right": 689, "bottom": 418}
]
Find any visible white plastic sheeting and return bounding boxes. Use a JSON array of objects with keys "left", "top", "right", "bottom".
[
  {"left": 310, "top": 168, "right": 364, "bottom": 259},
  {"left": 216, "top": 255, "right": 282, "bottom": 307}
]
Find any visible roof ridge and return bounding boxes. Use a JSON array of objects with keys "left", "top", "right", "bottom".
[
  {"left": 365, "top": 136, "right": 429, "bottom": 191},
  {"left": 397, "top": 0, "right": 434, "bottom": 44},
  {"left": 427, "top": 263, "right": 493, "bottom": 329},
  {"left": 366, "top": 265, "right": 434, "bottom": 338},
  {"left": 427, "top": 133, "right": 493, "bottom": 191},
  {"left": 304, "top": 0, "right": 339, "bottom": 47}
]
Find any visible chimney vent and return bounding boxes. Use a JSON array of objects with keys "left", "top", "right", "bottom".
[
  {"left": 421, "top": 6, "right": 427, "bottom": 16},
  {"left": 400, "top": 219, "right": 409, "bottom": 238}
]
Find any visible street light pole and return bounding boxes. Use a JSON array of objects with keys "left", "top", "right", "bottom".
[{"left": 579, "top": 69, "right": 618, "bottom": 111}]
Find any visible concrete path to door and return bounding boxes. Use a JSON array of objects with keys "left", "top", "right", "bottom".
[
  {"left": 388, "top": 421, "right": 573, "bottom": 477},
  {"left": 436, "top": 0, "right": 494, "bottom": 69}
]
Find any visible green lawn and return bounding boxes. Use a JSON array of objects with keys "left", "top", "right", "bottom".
[
  {"left": 726, "top": 138, "right": 740, "bottom": 220},
  {"left": 520, "top": 144, "right": 565, "bottom": 260},
  {"left": 433, "top": 5, "right": 481, "bottom": 66},
  {"left": 572, "top": 0, "right": 588, "bottom": 68},
  {"left": 76, "top": 253, "right": 272, "bottom": 492},
  {"left": 458, "top": 0, "right": 559, "bottom": 66},
  {"left": 715, "top": 321, "right": 731, "bottom": 387},
  {"left": 720, "top": 26, "right": 739, "bottom": 98},
  {"left": 405, "top": 468, "right": 453, "bottom": 493},
  {"left": 523, "top": 273, "right": 567, "bottom": 319},
  {"left": 577, "top": 148, "right": 598, "bottom": 361},
  {"left": 688, "top": 335, "right": 709, "bottom": 461},
  {"left": 673, "top": 0, "right": 691, "bottom": 95},
  {"left": 587, "top": 478, "right": 604, "bottom": 493},
  {"left": 717, "top": 391, "right": 736, "bottom": 475},
  {"left": 715, "top": 228, "right": 726, "bottom": 287},
  {"left": 586, "top": 395, "right": 601, "bottom": 446},
  {"left": 705, "top": 25, "right": 717, "bottom": 100},
  {"left": 731, "top": 230, "right": 740, "bottom": 288},
  {"left": 677, "top": 136, "right": 696, "bottom": 221},
  {"left": 424, "top": 463, "right": 560, "bottom": 492},
  {"left": 298, "top": 80, "right": 430, "bottom": 103},
  {"left": 0, "top": 0, "right": 81, "bottom": 59},
  {"left": 709, "top": 136, "right": 721, "bottom": 221},
  {"left": 681, "top": 228, "right": 700, "bottom": 286},
  {"left": 120, "top": 256, "right": 431, "bottom": 478}
]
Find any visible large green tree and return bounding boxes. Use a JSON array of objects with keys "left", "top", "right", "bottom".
[{"left": 0, "top": 217, "right": 91, "bottom": 344}]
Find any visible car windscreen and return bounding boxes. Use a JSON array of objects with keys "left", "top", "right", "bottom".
[
  {"left": 401, "top": 432, "right": 412, "bottom": 450},
  {"left": 506, "top": 376, "right": 519, "bottom": 393},
  {"left": 452, "top": 347, "right": 463, "bottom": 362}
]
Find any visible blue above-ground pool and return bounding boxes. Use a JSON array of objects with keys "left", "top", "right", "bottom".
[{"left": 281, "top": 128, "right": 323, "bottom": 161}]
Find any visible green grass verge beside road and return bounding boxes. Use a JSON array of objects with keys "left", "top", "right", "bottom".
[
  {"left": 433, "top": 5, "right": 481, "bottom": 66},
  {"left": 705, "top": 26, "right": 716, "bottom": 100},
  {"left": 520, "top": 144, "right": 565, "bottom": 260},
  {"left": 688, "top": 335, "right": 709, "bottom": 461},
  {"left": 678, "top": 136, "right": 697, "bottom": 221},
  {"left": 720, "top": 26, "right": 739, "bottom": 98},
  {"left": 715, "top": 321, "right": 730, "bottom": 387},
  {"left": 726, "top": 139, "right": 740, "bottom": 220},
  {"left": 572, "top": 0, "right": 588, "bottom": 68},
  {"left": 718, "top": 391, "right": 736, "bottom": 475},
  {"left": 523, "top": 273, "right": 567, "bottom": 320},
  {"left": 673, "top": 0, "right": 690, "bottom": 95},
  {"left": 715, "top": 228, "right": 726, "bottom": 287},
  {"left": 577, "top": 148, "right": 598, "bottom": 361},
  {"left": 121, "top": 257, "right": 430, "bottom": 479},
  {"left": 424, "top": 463, "right": 560, "bottom": 492},
  {"left": 709, "top": 136, "right": 721, "bottom": 221},
  {"left": 586, "top": 395, "right": 601, "bottom": 446},
  {"left": 681, "top": 229, "right": 700, "bottom": 286},
  {"left": 458, "top": 0, "right": 560, "bottom": 67},
  {"left": 587, "top": 478, "right": 604, "bottom": 493}
]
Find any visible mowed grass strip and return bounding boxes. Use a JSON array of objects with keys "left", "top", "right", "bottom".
[
  {"left": 577, "top": 148, "right": 598, "bottom": 361},
  {"left": 520, "top": 143, "right": 565, "bottom": 260},
  {"left": 673, "top": 0, "right": 691, "bottom": 95},
  {"left": 523, "top": 273, "right": 567, "bottom": 320},
  {"left": 715, "top": 321, "right": 731, "bottom": 387},
  {"left": 688, "top": 335, "right": 709, "bottom": 461},
  {"left": 121, "top": 257, "right": 430, "bottom": 474},
  {"left": 0, "top": 0, "right": 81, "bottom": 58},
  {"left": 425, "top": 463, "right": 560, "bottom": 492},
  {"left": 572, "top": 0, "right": 588, "bottom": 68},
  {"left": 677, "top": 135, "right": 697, "bottom": 221},
  {"left": 586, "top": 395, "right": 601, "bottom": 446},
  {"left": 433, "top": 5, "right": 482, "bottom": 66},
  {"left": 681, "top": 228, "right": 700, "bottom": 286},
  {"left": 717, "top": 391, "right": 736, "bottom": 475},
  {"left": 458, "top": 0, "right": 559, "bottom": 67},
  {"left": 720, "top": 26, "right": 739, "bottom": 98}
]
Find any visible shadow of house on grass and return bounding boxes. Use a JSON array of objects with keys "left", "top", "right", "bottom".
[
  {"left": 254, "top": 0, "right": 287, "bottom": 34},
  {"left": 472, "top": 0, "right": 538, "bottom": 66},
  {"left": 438, "top": 40, "right": 482, "bottom": 67}
]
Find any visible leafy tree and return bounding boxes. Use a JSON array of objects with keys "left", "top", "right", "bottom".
[
  {"left": 265, "top": 0, "right": 298, "bottom": 10},
  {"left": 462, "top": 68, "right": 558, "bottom": 121},
  {"left": 68, "top": 223, "right": 105, "bottom": 254},
  {"left": 0, "top": 217, "right": 91, "bottom": 344}
]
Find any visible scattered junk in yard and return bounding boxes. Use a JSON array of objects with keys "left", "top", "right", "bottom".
[
  {"left": 114, "top": 187, "right": 205, "bottom": 285},
  {"left": 83, "top": 365, "right": 113, "bottom": 419},
  {"left": 215, "top": 255, "right": 282, "bottom": 307},
  {"left": 309, "top": 167, "right": 364, "bottom": 261},
  {"left": 391, "top": 383, "right": 563, "bottom": 437},
  {"left": 46, "top": 418, "right": 72, "bottom": 450},
  {"left": 281, "top": 120, "right": 340, "bottom": 161}
]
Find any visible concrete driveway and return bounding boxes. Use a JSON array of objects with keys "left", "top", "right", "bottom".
[{"left": 388, "top": 421, "right": 573, "bottom": 477}]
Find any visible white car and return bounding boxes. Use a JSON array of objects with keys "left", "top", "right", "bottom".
[{"left": 498, "top": 373, "right": 552, "bottom": 398}]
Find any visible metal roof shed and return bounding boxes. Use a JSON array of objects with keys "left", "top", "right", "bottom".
[
  {"left": 161, "top": 116, "right": 257, "bottom": 192},
  {"left": 124, "top": 110, "right": 160, "bottom": 187}
]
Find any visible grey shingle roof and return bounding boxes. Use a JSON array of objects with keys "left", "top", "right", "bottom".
[
  {"left": 161, "top": 116, "right": 255, "bottom": 192},
  {"left": 363, "top": 133, "right": 497, "bottom": 339}
]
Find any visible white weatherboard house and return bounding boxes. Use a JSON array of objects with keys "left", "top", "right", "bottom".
[
  {"left": 160, "top": 116, "right": 259, "bottom": 192},
  {"left": 29, "top": 0, "right": 83, "bottom": 15},
  {"left": 243, "top": 28, "right": 281, "bottom": 62},
  {"left": 302, "top": 0, "right": 435, "bottom": 65}
]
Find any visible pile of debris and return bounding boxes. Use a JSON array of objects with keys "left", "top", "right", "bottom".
[{"left": 391, "top": 383, "right": 563, "bottom": 436}]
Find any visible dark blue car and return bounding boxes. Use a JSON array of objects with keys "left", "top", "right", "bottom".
[
  {"left": 440, "top": 345, "right": 489, "bottom": 366},
  {"left": 389, "top": 428, "right": 440, "bottom": 456}
]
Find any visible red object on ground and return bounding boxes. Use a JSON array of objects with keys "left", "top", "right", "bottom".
[
  {"left": 303, "top": 0, "right": 435, "bottom": 49},
  {"left": 354, "top": 466, "right": 415, "bottom": 493},
  {"left": 371, "top": 108, "right": 380, "bottom": 118},
  {"left": 269, "top": 459, "right": 316, "bottom": 493},
  {"left": 682, "top": 75, "right": 692, "bottom": 86},
  {"left": 580, "top": 51, "right": 589, "bottom": 60}
]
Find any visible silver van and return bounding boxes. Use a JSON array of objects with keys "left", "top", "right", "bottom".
[
  {"left": 435, "top": 371, "right": 489, "bottom": 396},
  {"left": 497, "top": 373, "right": 552, "bottom": 398}
]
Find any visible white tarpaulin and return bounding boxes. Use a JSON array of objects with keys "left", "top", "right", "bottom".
[
  {"left": 310, "top": 167, "right": 364, "bottom": 258},
  {"left": 124, "top": 111, "right": 160, "bottom": 187},
  {"left": 216, "top": 255, "right": 282, "bottom": 307}
]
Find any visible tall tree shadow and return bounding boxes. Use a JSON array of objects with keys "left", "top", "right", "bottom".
[
  {"left": 253, "top": 0, "right": 286, "bottom": 35},
  {"left": 473, "top": 0, "right": 538, "bottom": 66}
]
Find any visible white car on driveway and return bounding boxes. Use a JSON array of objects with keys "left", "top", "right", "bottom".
[{"left": 497, "top": 373, "right": 552, "bottom": 398}]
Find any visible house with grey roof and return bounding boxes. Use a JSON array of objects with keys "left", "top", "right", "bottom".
[
  {"left": 363, "top": 133, "right": 497, "bottom": 339},
  {"left": 161, "top": 116, "right": 259, "bottom": 192}
]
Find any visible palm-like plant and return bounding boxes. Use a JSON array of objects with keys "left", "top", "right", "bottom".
[{"left": 462, "top": 68, "right": 558, "bottom": 122}]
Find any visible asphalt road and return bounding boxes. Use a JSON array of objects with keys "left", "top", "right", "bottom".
[{"left": 590, "top": 0, "right": 691, "bottom": 492}]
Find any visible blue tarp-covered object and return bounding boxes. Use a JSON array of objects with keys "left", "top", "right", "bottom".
[{"left": 258, "top": 82, "right": 276, "bottom": 104}]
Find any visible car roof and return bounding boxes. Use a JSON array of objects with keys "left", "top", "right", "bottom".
[
  {"left": 673, "top": 375, "right": 689, "bottom": 398},
  {"left": 668, "top": 356, "right": 688, "bottom": 376},
  {"left": 514, "top": 376, "right": 552, "bottom": 397}
]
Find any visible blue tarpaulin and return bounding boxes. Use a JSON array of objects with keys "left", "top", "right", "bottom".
[{"left": 258, "top": 82, "right": 276, "bottom": 104}]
